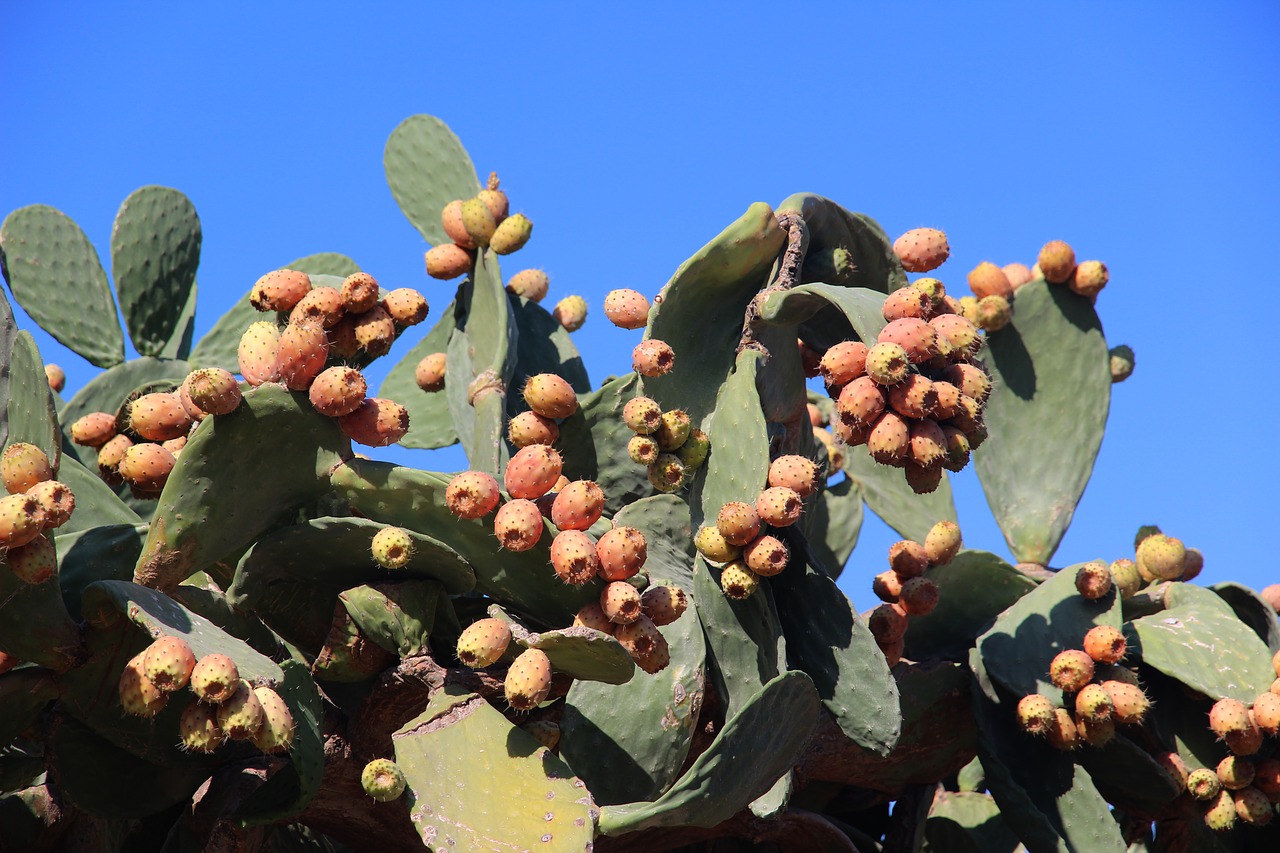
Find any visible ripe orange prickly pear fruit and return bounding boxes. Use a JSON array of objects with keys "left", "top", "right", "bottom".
[
  {"left": 1252, "top": 692, "right": 1280, "bottom": 736},
  {"left": 289, "top": 286, "right": 346, "bottom": 329},
  {"left": 251, "top": 269, "right": 311, "bottom": 312},
  {"left": 820, "top": 342, "right": 869, "bottom": 389},
  {"left": 251, "top": 686, "right": 295, "bottom": 754},
  {"left": 185, "top": 368, "right": 242, "bottom": 416},
  {"left": 647, "top": 453, "right": 686, "bottom": 493},
  {"left": 865, "top": 342, "right": 911, "bottom": 386},
  {"left": 601, "top": 581, "right": 643, "bottom": 625},
  {"left": 889, "top": 540, "right": 929, "bottom": 579},
  {"left": 143, "top": 636, "right": 197, "bottom": 693},
  {"left": 493, "top": 499, "right": 544, "bottom": 552},
  {"left": 1082, "top": 625, "right": 1127, "bottom": 664},
  {"left": 939, "top": 425, "right": 971, "bottom": 472},
  {"left": 873, "top": 570, "right": 903, "bottom": 602},
  {"left": 929, "top": 315, "right": 980, "bottom": 361},
  {"left": 1, "top": 443, "right": 52, "bottom": 494},
  {"left": 1074, "top": 683, "right": 1114, "bottom": 722},
  {"left": 119, "top": 651, "right": 167, "bottom": 717},
  {"left": 414, "top": 353, "right": 447, "bottom": 393},
  {"left": 1101, "top": 680, "right": 1150, "bottom": 725},
  {"left": 553, "top": 295, "right": 588, "bottom": 332},
  {"left": 460, "top": 197, "right": 497, "bottom": 247},
  {"left": 456, "top": 618, "right": 512, "bottom": 668},
  {"left": 340, "top": 272, "right": 380, "bottom": 314},
  {"left": 505, "top": 445, "right": 564, "bottom": 500},
  {"left": 490, "top": 213, "right": 533, "bottom": 255},
  {"left": 550, "top": 530, "right": 600, "bottom": 585},
  {"left": 118, "top": 444, "right": 176, "bottom": 494},
  {"left": 1046, "top": 708, "right": 1081, "bottom": 751},
  {"left": 967, "top": 262, "right": 1014, "bottom": 300},
  {"left": 277, "top": 321, "right": 329, "bottom": 391},
  {"left": 923, "top": 521, "right": 961, "bottom": 566},
  {"left": 1003, "top": 263, "right": 1035, "bottom": 289},
  {"left": 1017, "top": 694, "right": 1056, "bottom": 735},
  {"left": 622, "top": 396, "right": 662, "bottom": 434},
  {"left": 615, "top": 615, "right": 670, "bottom": 673},
  {"left": 309, "top": 366, "right": 367, "bottom": 417},
  {"left": 1218, "top": 755, "right": 1256, "bottom": 790},
  {"left": 632, "top": 339, "right": 675, "bottom": 377},
  {"left": 441, "top": 200, "right": 477, "bottom": 249},
  {"left": 362, "top": 759, "right": 407, "bottom": 802},
  {"left": 654, "top": 410, "right": 691, "bottom": 451},
  {"left": 899, "top": 577, "right": 939, "bottom": 616},
  {"left": 574, "top": 602, "right": 616, "bottom": 635},
  {"left": 478, "top": 174, "right": 509, "bottom": 223},
  {"left": 837, "top": 376, "right": 886, "bottom": 427},
  {"left": 975, "top": 295, "right": 1011, "bottom": 332},
  {"left": 942, "top": 363, "right": 991, "bottom": 402},
  {"left": 190, "top": 654, "right": 241, "bottom": 703},
  {"left": 1137, "top": 534, "right": 1187, "bottom": 581},
  {"left": 743, "top": 534, "right": 789, "bottom": 577},
  {"left": 179, "top": 700, "right": 223, "bottom": 753},
  {"left": 70, "top": 412, "right": 119, "bottom": 447},
  {"left": 507, "top": 269, "right": 550, "bottom": 302},
  {"left": 445, "top": 471, "right": 502, "bottom": 518},
  {"left": 352, "top": 305, "right": 396, "bottom": 357},
  {"left": 523, "top": 374, "right": 578, "bottom": 419},
  {"left": 328, "top": 315, "right": 360, "bottom": 359},
  {"left": 892, "top": 228, "right": 949, "bottom": 273},
  {"left": 1049, "top": 649, "right": 1095, "bottom": 692},
  {"left": 424, "top": 244, "right": 474, "bottom": 280},
  {"left": 1234, "top": 787, "right": 1273, "bottom": 826},
  {"left": 908, "top": 419, "right": 947, "bottom": 469},
  {"left": 756, "top": 486, "right": 803, "bottom": 528},
  {"left": 768, "top": 455, "right": 819, "bottom": 498},
  {"left": 867, "top": 603, "right": 908, "bottom": 645},
  {"left": 641, "top": 585, "right": 687, "bottom": 626},
  {"left": 1070, "top": 260, "right": 1108, "bottom": 298},
  {"left": 505, "top": 648, "right": 553, "bottom": 710},
  {"left": 45, "top": 364, "right": 65, "bottom": 393},
  {"left": 867, "top": 411, "right": 910, "bottom": 466},
  {"left": 8, "top": 534, "right": 56, "bottom": 583},
  {"left": 1038, "top": 241, "right": 1076, "bottom": 284},
  {"left": 28, "top": 480, "right": 74, "bottom": 530},
  {"left": 238, "top": 321, "right": 282, "bottom": 386},
  {"left": 500, "top": 410, "right": 557, "bottom": 448},
  {"left": 383, "top": 288, "right": 429, "bottom": 326},
  {"left": 695, "top": 526, "right": 740, "bottom": 564},
  {"left": 596, "top": 526, "right": 647, "bottom": 581},
  {"left": 127, "top": 393, "right": 193, "bottom": 442},
  {"left": 879, "top": 319, "right": 938, "bottom": 365},
  {"left": 717, "top": 501, "right": 761, "bottom": 547},
  {"left": 604, "top": 289, "right": 651, "bottom": 329},
  {"left": 338, "top": 398, "right": 409, "bottom": 447},
  {"left": 1074, "top": 561, "right": 1113, "bottom": 599},
  {"left": 371, "top": 526, "right": 414, "bottom": 569},
  {"left": 218, "top": 682, "right": 265, "bottom": 740},
  {"left": 1076, "top": 713, "right": 1115, "bottom": 747},
  {"left": 1187, "top": 767, "right": 1222, "bottom": 801},
  {"left": 887, "top": 375, "right": 936, "bottom": 420},
  {"left": 720, "top": 561, "right": 759, "bottom": 600},
  {"left": 882, "top": 287, "right": 932, "bottom": 322}
]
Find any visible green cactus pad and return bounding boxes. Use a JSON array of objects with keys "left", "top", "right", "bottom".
[
  {"left": 1211, "top": 581, "right": 1280, "bottom": 652},
  {"left": 0, "top": 289, "right": 16, "bottom": 448},
  {"left": 287, "top": 252, "right": 360, "bottom": 278},
  {"left": 505, "top": 293, "right": 591, "bottom": 419},
  {"left": 975, "top": 280, "right": 1111, "bottom": 565},
  {"left": 379, "top": 296, "right": 460, "bottom": 450},
  {"left": 775, "top": 193, "right": 907, "bottom": 294},
  {"left": 393, "top": 683, "right": 596, "bottom": 851},
  {"left": 611, "top": 494, "right": 695, "bottom": 590},
  {"left": 694, "top": 557, "right": 785, "bottom": 719},
  {"left": 1075, "top": 734, "right": 1181, "bottom": 816},
  {"left": 597, "top": 670, "right": 820, "bottom": 836},
  {"left": 749, "top": 771, "right": 791, "bottom": 819},
  {"left": 383, "top": 114, "right": 481, "bottom": 246},
  {"left": 110, "top": 186, "right": 202, "bottom": 357},
  {"left": 558, "top": 373, "right": 656, "bottom": 515},
  {"left": 923, "top": 791, "right": 1020, "bottom": 853},
  {"left": 55, "top": 458, "right": 143, "bottom": 536},
  {"left": 488, "top": 603, "right": 635, "bottom": 684},
  {"left": 56, "top": 523, "right": 147, "bottom": 618},
  {"left": 904, "top": 551, "right": 1035, "bottom": 663},
  {"left": 801, "top": 475, "right": 863, "bottom": 580},
  {"left": 0, "top": 538, "right": 81, "bottom": 673},
  {"left": 6, "top": 332, "right": 62, "bottom": 472},
  {"left": 0, "top": 204, "right": 125, "bottom": 368},
  {"left": 842, "top": 444, "right": 957, "bottom": 543},
  {"left": 757, "top": 282, "right": 887, "bottom": 343},
  {"left": 158, "top": 279, "right": 197, "bottom": 362},
  {"left": 694, "top": 349, "right": 769, "bottom": 528},
  {"left": 0, "top": 669, "right": 57, "bottom": 747},
  {"left": 341, "top": 581, "right": 444, "bottom": 658}
]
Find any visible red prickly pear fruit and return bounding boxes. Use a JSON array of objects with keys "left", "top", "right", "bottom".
[
  {"left": 1253, "top": 758, "right": 1280, "bottom": 800},
  {"left": 504, "top": 445, "right": 564, "bottom": 499},
  {"left": 371, "top": 526, "right": 414, "bottom": 569},
  {"left": 756, "top": 486, "right": 803, "bottom": 528},
  {"left": 1234, "top": 787, "right": 1273, "bottom": 826},
  {"left": 1017, "top": 694, "right": 1056, "bottom": 735},
  {"left": 1210, "top": 698, "right": 1254, "bottom": 740},
  {"left": 445, "top": 471, "right": 502, "bottom": 518},
  {"left": 879, "top": 318, "right": 938, "bottom": 364},
  {"left": 767, "top": 455, "right": 819, "bottom": 498},
  {"left": 929, "top": 314, "right": 980, "bottom": 361},
  {"left": 506, "top": 269, "right": 550, "bottom": 302},
  {"left": 908, "top": 419, "right": 946, "bottom": 469},
  {"left": 622, "top": 396, "right": 662, "bottom": 434},
  {"left": 615, "top": 615, "right": 670, "bottom": 673},
  {"left": 70, "top": 412, "right": 119, "bottom": 447},
  {"left": 798, "top": 339, "right": 822, "bottom": 377},
  {"left": 1218, "top": 755, "right": 1256, "bottom": 790},
  {"left": 1203, "top": 789, "right": 1237, "bottom": 831},
  {"left": 383, "top": 288, "right": 429, "bottom": 327},
  {"left": 550, "top": 530, "right": 600, "bottom": 585},
  {"left": 250, "top": 269, "right": 311, "bottom": 312},
  {"left": 695, "top": 526, "right": 740, "bottom": 564},
  {"left": 184, "top": 368, "right": 242, "bottom": 416},
  {"left": 883, "top": 287, "right": 932, "bottom": 323},
  {"left": 1109, "top": 559, "right": 1142, "bottom": 599},
  {"left": 1181, "top": 548, "right": 1204, "bottom": 582},
  {"left": 8, "top": 534, "right": 55, "bottom": 584},
  {"left": 889, "top": 540, "right": 928, "bottom": 579},
  {"left": 217, "top": 681, "right": 265, "bottom": 740},
  {"left": 1003, "top": 263, "right": 1035, "bottom": 289},
  {"left": 362, "top": 758, "right": 407, "bottom": 802},
  {"left": 867, "top": 411, "right": 910, "bottom": 466},
  {"left": 414, "top": 353, "right": 447, "bottom": 394},
  {"left": 127, "top": 392, "right": 193, "bottom": 442},
  {"left": 743, "top": 534, "right": 789, "bottom": 578},
  {"left": 878, "top": 636, "right": 905, "bottom": 667},
  {"left": 872, "top": 570, "right": 903, "bottom": 602},
  {"left": 1109, "top": 345, "right": 1135, "bottom": 384},
  {"left": 491, "top": 213, "right": 533, "bottom": 255},
  {"left": 0, "top": 652, "right": 17, "bottom": 675},
  {"left": 460, "top": 197, "right": 497, "bottom": 247},
  {"left": 553, "top": 295, "right": 588, "bottom": 332},
  {"left": 289, "top": 286, "right": 346, "bottom": 329},
  {"left": 717, "top": 501, "right": 761, "bottom": 547},
  {"left": 277, "top": 321, "right": 329, "bottom": 391},
  {"left": 0, "top": 443, "right": 51, "bottom": 496},
  {"left": 328, "top": 315, "right": 360, "bottom": 359},
  {"left": 1083, "top": 625, "right": 1126, "bottom": 664},
  {"left": 45, "top": 364, "right": 65, "bottom": 393},
  {"left": 505, "top": 648, "right": 553, "bottom": 711},
  {"left": 251, "top": 686, "right": 295, "bottom": 754},
  {"left": 179, "top": 699, "right": 224, "bottom": 753},
  {"left": 119, "top": 652, "right": 167, "bottom": 717},
  {"left": 923, "top": 521, "right": 961, "bottom": 566},
  {"left": 604, "top": 289, "right": 651, "bottom": 330},
  {"left": 942, "top": 363, "right": 991, "bottom": 402},
  {"left": 905, "top": 462, "right": 943, "bottom": 495},
  {"left": 1049, "top": 649, "right": 1095, "bottom": 692},
  {"left": 424, "top": 244, "right": 474, "bottom": 280},
  {"left": 975, "top": 295, "right": 1011, "bottom": 332},
  {"left": 1227, "top": 725, "right": 1263, "bottom": 757},
  {"left": 967, "top": 262, "right": 1014, "bottom": 300},
  {"left": 865, "top": 342, "right": 911, "bottom": 386},
  {"left": 720, "top": 560, "right": 759, "bottom": 600},
  {"left": 142, "top": 635, "right": 197, "bottom": 692},
  {"left": 1252, "top": 692, "right": 1280, "bottom": 736},
  {"left": 1038, "top": 241, "right": 1077, "bottom": 284},
  {"left": 833, "top": 416, "right": 870, "bottom": 447},
  {"left": 1075, "top": 561, "right": 1113, "bottom": 599},
  {"left": 1046, "top": 708, "right": 1081, "bottom": 751},
  {"left": 238, "top": 321, "right": 282, "bottom": 386},
  {"left": 28, "top": 480, "right": 74, "bottom": 530},
  {"left": 352, "top": 304, "right": 396, "bottom": 357},
  {"left": 118, "top": 443, "right": 176, "bottom": 494},
  {"left": 493, "top": 499, "right": 544, "bottom": 552},
  {"left": 676, "top": 428, "right": 709, "bottom": 470},
  {"left": 632, "top": 339, "right": 675, "bottom": 377},
  {"left": 601, "top": 581, "right": 643, "bottom": 625},
  {"left": 819, "top": 341, "right": 869, "bottom": 389},
  {"left": 628, "top": 435, "right": 659, "bottom": 465},
  {"left": 1076, "top": 713, "right": 1115, "bottom": 747},
  {"left": 596, "top": 526, "right": 647, "bottom": 581},
  {"left": 309, "top": 366, "right": 367, "bottom": 417},
  {"left": 479, "top": 174, "right": 509, "bottom": 222},
  {"left": 939, "top": 425, "right": 971, "bottom": 473},
  {"left": 892, "top": 227, "right": 950, "bottom": 273},
  {"left": 647, "top": 453, "right": 686, "bottom": 493},
  {"left": 456, "top": 618, "right": 512, "bottom": 668},
  {"left": 441, "top": 200, "right": 477, "bottom": 249},
  {"left": 574, "top": 602, "right": 616, "bottom": 635},
  {"left": 1187, "top": 768, "right": 1222, "bottom": 801},
  {"left": 1074, "top": 683, "right": 1114, "bottom": 722},
  {"left": 190, "top": 654, "right": 241, "bottom": 703},
  {"left": 523, "top": 374, "right": 578, "bottom": 420},
  {"left": 931, "top": 381, "right": 962, "bottom": 420},
  {"left": 340, "top": 272, "right": 380, "bottom": 314},
  {"left": 867, "top": 603, "right": 908, "bottom": 644},
  {"left": 807, "top": 403, "right": 825, "bottom": 428},
  {"left": 899, "top": 577, "right": 938, "bottom": 616},
  {"left": 654, "top": 410, "right": 692, "bottom": 451},
  {"left": 1069, "top": 260, "right": 1108, "bottom": 298},
  {"left": 338, "top": 398, "right": 409, "bottom": 447},
  {"left": 887, "top": 375, "right": 937, "bottom": 420},
  {"left": 641, "top": 585, "right": 687, "bottom": 627},
  {"left": 1102, "top": 681, "right": 1150, "bottom": 725},
  {"left": 837, "top": 376, "right": 886, "bottom": 426},
  {"left": 1136, "top": 534, "right": 1187, "bottom": 581}
]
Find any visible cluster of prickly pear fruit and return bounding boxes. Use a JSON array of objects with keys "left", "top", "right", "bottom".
[
  {"left": 620, "top": 396, "right": 708, "bottom": 492},
  {"left": 425, "top": 172, "right": 532, "bottom": 280},
  {"left": 0, "top": 443, "right": 76, "bottom": 582},
  {"left": 866, "top": 521, "right": 960, "bottom": 664}
]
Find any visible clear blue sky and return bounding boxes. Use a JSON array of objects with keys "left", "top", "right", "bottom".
[{"left": 4, "top": 3, "right": 1277, "bottom": 612}]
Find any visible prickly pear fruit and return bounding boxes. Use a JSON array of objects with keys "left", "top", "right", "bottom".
[
  {"left": 647, "top": 453, "right": 685, "bottom": 493},
  {"left": 604, "top": 289, "right": 651, "bottom": 330},
  {"left": 8, "top": 534, "right": 56, "bottom": 584},
  {"left": 456, "top": 618, "right": 512, "bottom": 668},
  {"left": 45, "top": 364, "right": 65, "bottom": 392},
  {"left": 615, "top": 615, "right": 670, "bottom": 673},
  {"left": 460, "top": 197, "right": 497, "bottom": 246},
  {"left": 837, "top": 376, "right": 886, "bottom": 426},
  {"left": 553, "top": 295, "right": 588, "bottom": 332},
  {"left": 371, "top": 526, "right": 414, "bottom": 569},
  {"left": 478, "top": 174, "right": 509, "bottom": 222},
  {"left": 1181, "top": 548, "right": 1205, "bottom": 582},
  {"left": 820, "top": 342, "right": 869, "bottom": 388},
  {"left": 126, "top": 393, "right": 193, "bottom": 442},
  {"left": 596, "top": 526, "right": 647, "bottom": 581},
  {"left": 184, "top": 368, "right": 242, "bottom": 417},
  {"left": 238, "top": 321, "right": 282, "bottom": 386},
  {"left": 1136, "top": 534, "right": 1186, "bottom": 581},
  {"left": 695, "top": 526, "right": 740, "bottom": 564},
  {"left": 975, "top": 295, "right": 1011, "bottom": 332},
  {"left": 887, "top": 375, "right": 936, "bottom": 420},
  {"left": 1252, "top": 692, "right": 1280, "bottom": 736},
  {"left": 767, "top": 455, "right": 819, "bottom": 498},
  {"left": 720, "top": 561, "right": 759, "bottom": 600},
  {"left": 899, "top": 577, "right": 939, "bottom": 616},
  {"left": 1187, "top": 767, "right": 1222, "bottom": 801},
  {"left": 494, "top": 500, "right": 544, "bottom": 552},
  {"left": 574, "top": 602, "right": 616, "bottom": 635},
  {"left": 277, "top": 321, "right": 329, "bottom": 391},
  {"left": 654, "top": 410, "right": 691, "bottom": 451},
  {"left": 119, "top": 652, "right": 167, "bottom": 717},
  {"left": 632, "top": 339, "right": 675, "bottom": 377},
  {"left": 1074, "top": 683, "right": 1114, "bottom": 722},
  {"left": 929, "top": 314, "right": 980, "bottom": 360},
  {"left": 361, "top": 758, "right": 407, "bottom": 802},
  {"left": 941, "top": 364, "right": 990, "bottom": 404},
  {"left": 446, "top": 471, "right": 502, "bottom": 518},
  {"left": 1080, "top": 626, "right": 1125, "bottom": 665},
  {"left": 1203, "top": 789, "right": 1237, "bottom": 831},
  {"left": 865, "top": 342, "right": 911, "bottom": 386},
  {"left": 118, "top": 444, "right": 176, "bottom": 493},
  {"left": 550, "top": 530, "right": 600, "bottom": 585},
  {"left": 601, "top": 581, "right": 643, "bottom": 625},
  {"left": 743, "top": 534, "right": 789, "bottom": 577},
  {"left": 251, "top": 269, "right": 311, "bottom": 312},
  {"left": 867, "top": 411, "right": 910, "bottom": 466},
  {"left": 441, "top": 199, "right": 477, "bottom": 248},
  {"left": 1101, "top": 681, "right": 1150, "bottom": 725},
  {"left": 717, "top": 502, "right": 761, "bottom": 547},
  {"left": 1046, "top": 708, "right": 1081, "bottom": 751},
  {"left": 879, "top": 318, "right": 938, "bottom": 364},
  {"left": 142, "top": 636, "right": 197, "bottom": 693},
  {"left": 1219, "top": 755, "right": 1256, "bottom": 790},
  {"left": 1001, "top": 263, "right": 1034, "bottom": 289},
  {"left": 640, "top": 585, "right": 687, "bottom": 626},
  {"left": 873, "top": 570, "right": 903, "bottom": 602},
  {"left": 878, "top": 636, "right": 905, "bottom": 667},
  {"left": 502, "top": 412, "right": 556, "bottom": 451},
  {"left": 1253, "top": 758, "right": 1280, "bottom": 800},
  {"left": 1073, "top": 561, "right": 1112, "bottom": 600},
  {"left": 1234, "top": 786, "right": 1273, "bottom": 826},
  {"left": 414, "top": 353, "right": 447, "bottom": 394},
  {"left": 340, "top": 272, "right": 380, "bottom": 314},
  {"left": 892, "top": 227, "right": 950, "bottom": 273},
  {"left": 28, "top": 480, "right": 74, "bottom": 530},
  {"left": 490, "top": 212, "right": 533, "bottom": 255},
  {"left": 882, "top": 286, "right": 932, "bottom": 322},
  {"left": 1102, "top": 560, "right": 1138, "bottom": 600},
  {"left": 1109, "top": 345, "right": 1135, "bottom": 384},
  {"left": 352, "top": 305, "right": 396, "bottom": 357},
  {"left": 505, "top": 648, "right": 553, "bottom": 711},
  {"left": 1038, "top": 241, "right": 1076, "bottom": 284},
  {"left": 1210, "top": 698, "right": 1253, "bottom": 740},
  {"left": 338, "top": 398, "right": 409, "bottom": 447},
  {"left": 507, "top": 269, "right": 550, "bottom": 302},
  {"left": 1049, "top": 649, "right": 1095, "bottom": 692},
  {"left": 70, "top": 412, "right": 118, "bottom": 447},
  {"left": 505, "top": 445, "right": 563, "bottom": 499},
  {"left": 186, "top": 655, "right": 240, "bottom": 705},
  {"left": 867, "top": 603, "right": 908, "bottom": 645},
  {"left": 328, "top": 316, "right": 360, "bottom": 359},
  {"left": 523, "top": 373, "right": 578, "bottom": 419},
  {"left": 939, "top": 425, "right": 971, "bottom": 473},
  {"left": 424, "top": 243, "right": 473, "bottom": 279},
  {"left": 888, "top": 540, "right": 929, "bottom": 579},
  {"left": 628, "top": 435, "right": 659, "bottom": 465},
  {"left": 622, "top": 396, "right": 662, "bottom": 434},
  {"left": 1017, "top": 694, "right": 1056, "bottom": 735},
  {"left": 1069, "top": 260, "right": 1108, "bottom": 298},
  {"left": 216, "top": 681, "right": 265, "bottom": 740},
  {"left": 551, "top": 481, "right": 605, "bottom": 531},
  {"left": 967, "top": 262, "right": 1014, "bottom": 300},
  {"left": 251, "top": 686, "right": 295, "bottom": 754},
  {"left": 0, "top": 493, "right": 42, "bottom": 548},
  {"left": 676, "top": 428, "right": 710, "bottom": 469},
  {"left": 290, "top": 286, "right": 346, "bottom": 328},
  {"left": 756, "top": 486, "right": 803, "bottom": 528},
  {"left": 922, "top": 521, "right": 961, "bottom": 566},
  {"left": 179, "top": 700, "right": 223, "bottom": 753},
  {"left": 309, "top": 366, "right": 367, "bottom": 417},
  {"left": 908, "top": 419, "right": 946, "bottom": 469},
  {"left": 1076, "top": 713, "right": 1115, "bottom": 747}
]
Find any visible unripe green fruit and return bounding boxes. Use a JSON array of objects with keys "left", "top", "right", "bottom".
[
  {"left": 912, "top": 277, "right": 947, "bottom": 306},
  {"left": 929, "top": 314, "right": 980, "bottom": 361},
  {"left": 361, "top": 758, "right": 407, "bottom": 802},
  {"left": 676, "top": 428, "right": 710, "bottom": 470},
  {"left": 553, "top": 295, "right": 588, "bottom": 332},
  {"left": 924, "top": 521, "right": 962, "bottom": 566},
  {"left": 371, "top": 526, "right": 414, "bottom": 569},
  {"left": 1203, "top": 789, "right": 1237, "bottom": 831},
  {"left": 490, "top": 213, "right": 533, "bottom": 255},
  {"left": 1187, "top": 768, "right": 1222, "bottom": 801},
  {"left": 975, "top": 295, "right": 1011, "bottom": 332},
  {"left": 456, "top": 618, "right": 512, "bottom": 668},
  {"left": 647, "top": 454, "right": 685, "bottom": 493},
  {"left": 505, "top": 648, "right": 553, "bottom": 711},
  {"left": 478, "top": 174, "right": 509, "bottom": 222},
  {"left": 719, "top": 561, "right": 759, "bottom": 600},
  {"left": 695, "top": 526, "right": 740, "bottom": 564},
  {"left": 654, "top": 410, "right": 692, "bottom": 451},
  {"left": 460, "top": 197, "right": 496, "bottom": 246},
  {"left": 865, "top": 342, "right": 911, "bottom": 386},
  {"left": 1109, "top": 559, "right": 1142, "bottom": 598},
  {"left": 1136, "top": 534, "right": 1187, "bottom": 581},
  {"left": 628, "top": 435, "right": 659, "bottom": 465}
]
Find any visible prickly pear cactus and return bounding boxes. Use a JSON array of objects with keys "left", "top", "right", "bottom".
[{"left": 0, "top": 113, "right": 1273, "bottom": 852}]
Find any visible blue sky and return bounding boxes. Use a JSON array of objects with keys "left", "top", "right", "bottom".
[{"left": 4, "top": 3, "right": 1278, "bottom": 611}]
